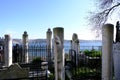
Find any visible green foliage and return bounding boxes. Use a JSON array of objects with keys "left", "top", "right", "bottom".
[
  {"left": 83, "top": 50, "right": 101, "bottom": 57},
  {"left": 31, "top": 57, "right": 43, "bottom": 64},
  {"left": 48, "top": 73, "right": 54, "bottom": 80},
  {"left": 72, "top": 67, "right": 101, "bottom": 79}
]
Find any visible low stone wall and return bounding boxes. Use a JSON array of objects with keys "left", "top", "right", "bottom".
[{"left": 0, "top": 63, "right": 29, "bottom": 79}]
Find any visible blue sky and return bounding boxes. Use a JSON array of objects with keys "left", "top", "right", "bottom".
[{"left": 0, "top": 0, "right": 96, "bottom": 40}]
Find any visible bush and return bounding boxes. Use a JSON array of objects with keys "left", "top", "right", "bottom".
[
  {"left": 84, "top": 50, "right": 101, "bottom": 57},
  {"left": 48, "top": 73, "right": 54, "bottom": 80},
  {"left": 31, "top": 57, "right": 43, "bottom": 64}
]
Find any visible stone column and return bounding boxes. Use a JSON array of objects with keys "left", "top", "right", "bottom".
[
  {"left": 4, "top": 34, "right": 12, "bottom": 67},
  {"left": 102, "top": 24, "right": 114, "bottom": 80},
  {"left": 46, "top": 28, "right": 52, "bottom": 65},
  {"left": 71, "top": 33, "right": 80, "bottom": 65},
  {"left": 53, "top": 27, "right": 64, "bottom": 80},
  {"left": 22, "top": 31, "right": 28, "bottom": 63}
]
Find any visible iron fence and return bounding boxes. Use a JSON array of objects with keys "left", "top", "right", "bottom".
[
  {"left": 12, "top": 44, "right": 54, "bottom": 63},
  {"left": 12, "top": 44, "right": 102, "bottom": 80},
  {"left": 12, "top": 44, "right": 54, "bottom": 79},
  {"left": 65, "top": 49, "right": 102, "bottom": 80}
]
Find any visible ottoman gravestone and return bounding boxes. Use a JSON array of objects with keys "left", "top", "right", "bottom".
[
  {"left": 4, "top": 34, "right": 12, "bottom": 67},
  {"left": 53, "top": 27, "right": 65, "bottom": 80},
  {"left": 102, "top": 24, "right": 114, "bottom": 80},
  {"left": 113, "top": 21, "right": 120, "bottom": 80},
  {"left": 22, "top": 31, "right": 29, "bottom": 63}
]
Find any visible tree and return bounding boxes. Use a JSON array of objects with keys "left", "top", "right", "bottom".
[{"left": 89, "top": 0, "right": 120, "bottom": 37}]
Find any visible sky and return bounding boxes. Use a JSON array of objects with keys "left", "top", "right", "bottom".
[{"left": 0, "top": 0, "right": 97, "bottom": 40}]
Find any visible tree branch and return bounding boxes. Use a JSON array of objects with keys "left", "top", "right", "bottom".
[
  {"left": 89, "top": 3, "right": 120, "bottom": 37},
  {"left": 99, "top": 0, "right": 114, "bottom": 9}
]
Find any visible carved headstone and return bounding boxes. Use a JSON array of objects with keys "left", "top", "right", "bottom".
[
  {"left": 53, "top": 27, "right": 65, "bottom": 80},
  {"left": 46, "top": 28, "right": 52, "bottom": 63},
  {"left": 71, "top": 33, "right": 80, "bottom": 66},
  {"left": 22, "top": 31, "right": 29, "bottom": 63},
  {"left": 4, "top": 34, "right": 12, "bottom": 67},
  {"left": 113, "top": 21, "right": 120, "bottom": 80},
  {"left": 113, "top": 43, "right": 120, "bottom": 80},
  {"left": 0, "top": 37, "right": 4, "bottom": 63},
  {"left": 116, "top": 21, "right": 120, "bottom": 42},
  {"left": 102, "top": 24, "right": 113, "bottom": 80}
]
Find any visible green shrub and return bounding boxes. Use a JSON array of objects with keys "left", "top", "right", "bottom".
[
  {"left": 83, "top": 50, "right": 101, "bottom": 57},
  {"left": 48, "top": 73, "right": 54, "bottom": 80},
  {"left": 31, "top": 57, "right": 43, "bottom": 64}
]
